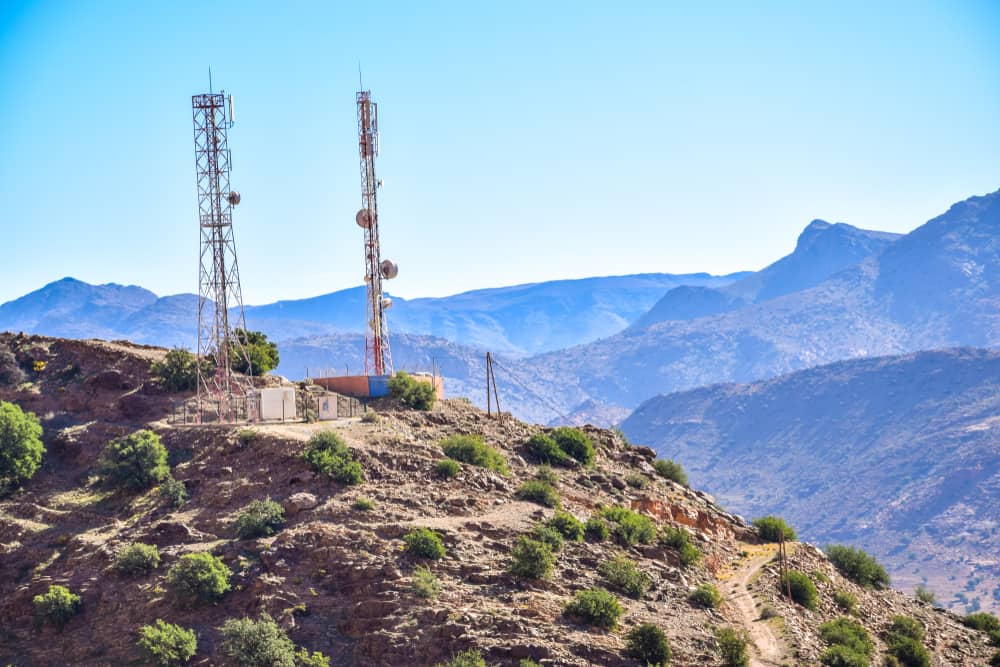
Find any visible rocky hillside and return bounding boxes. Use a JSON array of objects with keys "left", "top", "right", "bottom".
[
  {"left": 621, "top": 347, "right": 1000, "bottom": 614},
  {"left": 1, "top": 336, "right": 996, "bottom": 666}
]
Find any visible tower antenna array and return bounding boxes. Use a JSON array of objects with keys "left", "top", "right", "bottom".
[
  {"left": 192, "top": 87, "right": 252, "bottom": 420},
  {"left": 355, "top": 88, "right": 398, "bottom": 376}
]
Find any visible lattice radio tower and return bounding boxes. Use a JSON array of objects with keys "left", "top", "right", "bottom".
[
  {"left": 192, "top": 87, "right": 253, "bottom": 419},
  {"left": 355, "top": 88, "right": 398, "bottom": 376}
]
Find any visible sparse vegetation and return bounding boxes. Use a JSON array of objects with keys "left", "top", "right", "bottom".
[
  {"left": 625, "top": 623, "right": 671, "bottom": 666},
  {"left": 166, "top": 552, "right": 231, "bottom": 606},
  {"left": 961, "top": 611, "right": 1000, "bottom": 642},
  {"left": 436, "top": 458, "right": 461, "bottom": 478},
  {"left": 780, "top": 570, "right": 818, "bottom": 610},
  {"left": 508, "top": 536, "right": 555, "bottom": 579},
  {"left": 834, "top": 590, "right": 858, "bottom": 615},
  {"left": 360, "top": 409, "right": 380, "bottom": 424},
  {"left": 352, "top": 496, "right": 375, "bottom": 511},
  {"left": 219, "top": 612, "right": 295, "bottom": 667},
  {"left": 411, "top": 565, "right": 440, "bottom": 598},
  {"left": 660, "top": 525, "right": 701, "bottom": 567},
  {"left": 525, "top": 433, "right": 569, "bottom": 465},
  {"left": 302, "top": 430, "right": 363, "bottom": 485},
  {"left": 403, "top": 528, "right": 446, "bottom": 560},
  {"left": 0, "top": 400, "right": 44, "bottom": 490},
  {"left": 440, "top": 434, "right": 508, "bottom": 474},
  {"left": 653, "top": 458, "right": 688, "bottom": 486},
  {"left": 236, "top": 428, "right": 258, "bottom": 445},
  {"left": 150, "top": 348, "right": 201, "bottom": 392},
  {"left": 229, "top": 329, "right": 279, "bottom": 376},
  {"left": 294, "top": 648, "right": 331, "bottom": 667},
  {"left": 914, "top": 584, "right": 936, "bottom": 605},
  {"left": 689, "top": 583, "right": 723, "bottom": 608},
  {"left": 33, "top": 584, "right": 81, "bottom": 630},
  {"left": 826, "top": 544, "right": 890, "bottom": 589},
  {"left": 547, "top": 511, "right": 584, "bottom": 541},
  {"left": 0, "top": 347, "right": 25, "bottom": 385},
  {"left": 137, "top": 619, "right": 197, "bottom": 666},
  {"left": 625, "top": 472, "right": 649, "bottom": 489},
  {"left": 550, "top": 427, "right": 595, "bottom": 465},
  {"left": 159, "top": 476, "right": 188, "bottom": 508},
  {"left": 819, "top": 617, "right": 873, "bottom": 667},
  {"left": 517, "top": 479, "right": 560, "bottom": 507},
  {"left": 530, "top": 523, "right": 564, "bottom": 552},
  {"left": 715, "top": 626, "right": 750, "bottom": 667},
  {"left": 884, "top": 615, "right": 930, "bottom": 667},
  {"left": 114, "top": 542, "right": 161, "bottom": 575},
  {"left": 584, "top": 516, "right": 610, "bottom": 542},
  {"left": 433, "top": 649, "right": 486, "bottom": 667},
  {"left": 563, "top": 588, "right": 622, "bottom": 630},
  {"left": 234, "top": 498, "right": 285, "bottom": 539},
  {"left": 599, "top": 556, "right": 652, "bottom": 598},
  {"left": 389, "top": 371, "right": 436, "bottom": 410},
  {"left": 533, "top": 464, "right": 559, "bottom": 486},
  {"left": 99, "top": 429, "right": 170, "bottom": 490},
  {"left": 752, "top": 515, "right": 797, "bottom": 542},
  {"left": 600, "top": 505, "right": 656, "bottom": 545}
]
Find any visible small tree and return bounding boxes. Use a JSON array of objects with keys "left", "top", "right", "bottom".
[
  {"left": 219, "top": 613, "right": 295, "bottom": 667},
  {"left": 166, "top": 552, "right": 231, "bottom": 606},
  {"left": 99, "top": 429, "right": 169, "bottom": 490},
  {"left": 653, "top": 458, "right": 688, "bottom": 486},
  {"left": 229, "top": 329, "right": 279, "bottom": 377},
  {"left": 626, "top": 623, "right": 671, "bottom": 666},
  {"left": 752, "top": 515, "right": 796, "bottom": 542},
  {"left": 508, "top": 536, "right": 555, "bottom": 579},
  {"left": 388, "top": 371, "right": 436, "bottom": 410},
  {"left": 0, "top": 400, "right": 44, "bottom": 490},
  {"left": 33, "top": 584, "right": 81, "bottom": 630},
  {"left": 302, "top": 430, "right": 363, "bottom": 485},
  {"left": 234, "top": 498, "right": 285, "bottom": 539},
  {"left": 137, "top": 619, "right": 198, "bottom": 666},
  {"left": 564, "top": 588, "right": 622, "bottom": 630},
  {"left": 150, "top": 348, "right": 201, "bottom": 392},
  {"left": 159, "top": 477, "right": 188, "bottom": 508},
  {"left": 403, "top": 528, "right": 446, "bottom": 560}
]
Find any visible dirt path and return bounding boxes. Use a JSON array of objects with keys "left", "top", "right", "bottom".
[{"left": 724, "top": 545, "right": 787, "bottom": 667}]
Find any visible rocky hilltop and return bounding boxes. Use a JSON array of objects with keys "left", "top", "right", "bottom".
[{"left": 0, "top": 335, "right": 996, "bottom": 666}]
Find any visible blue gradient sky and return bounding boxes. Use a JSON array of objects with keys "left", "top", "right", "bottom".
[{"left": 1, "top": 1, "right": 998, "bottom": 304}]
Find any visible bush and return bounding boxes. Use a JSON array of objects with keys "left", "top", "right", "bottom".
[
  {"left": 412, "top": 565, "right": 440, "bottom": 598},
  {"left": 601, "top": 506, "right": 655, "bottom": 545},
  {"left": 626, "top": 623, "right": 671, "bottom": 666},
  {"left": 661, "top": 525, "right": 701, "bottom": 567},
  {"left": 352, "top": 497, "right": 375, "bottom": 511},
  {"left": 533, "top": 464, "right": 559, "bottom": 486},
  {"left": 236, "top": 428, "right": 258, "bottom": 445},
  {"left": 389, "top": 371, "right": 436, "bottom": 410},
  {"left": 990, "top": 650, "right": 1000, "bottom": 667},
  {"left": 508, "top": 536, "right": 555, "bottom": 579},
  {"left": 550, "top": 427, "right": 595, "bottom": 465},
  {"left": 220, "top": 613, "right": 295, "bottom": 667},
  {"left": 159, "top": 477, "right": 188, "bottom": 508},
  {"left": 689, "top": 583, "right": 723, "bottom": 608},
  {"left": 150, "top": 348, "right": 200, "bottom": 392},
  {"left": 234, "top": 498, "right": 285, "bottom": 539},
  {"left": 436, "top": 458, "right": 461, "bottom": 478},
  {"left": 360, "top": 409, "right": 380, "bottom": 424},
  {"left": 962, "top": 611, "right": 1000, "bottom": 634},
  {"left": 0, "top": 400, "right": 44, "bottom": 489},
  {"left": 302, "top": 430, "right": 363, "bottom": 485},
  {"left": 653, "top": 458, "right": 688, "bottom": 486},
  {"left": 525, "top": 433, "right": 569, "bottom": 465},
  {"left": 886, "top": 637, "right": 930, "bottom": 667},
  {"left": 625, "top": 473, "right": 649, "bottom": 489},
  {"left": 229, "top": 329, "right": 279, "bottom": 377},
  {"left": 715, "top": 626, "right": 750, "bottom": 667},
  {"left": 115, "top": 542, "right": 161, "bottom": 575},
  {"left": 166, "top": 552, "right": 231, "bottom": 606},
  {"left": 0, "top": 347, "right": 25, "bottom": 385},
  {"left": 564, "top": 588, "right": 622, "bottom": 630},
  {"left": 531, "top": 523, "right": 565, "bottom": 552},
  {"left": 752, "top": 515, "right": 797, "bottom": 542},
  {"left": 834, "top": 590, "right": 858, "bottom": 615},
  {"left": 33, "top": 584, "right": 81, "bottom": 630},
  {"left": 780, "top": 570, "right": 818, "bottom": 610},
  {"left": 433, "top": 650, "right": 486, "bottom": 667},
  {"left": 819, "top": 617, "right": 873, "bottom": 661},
  {"left": 599, "top": 556, "right": 652, "bottom": 599},
  {"left": 440, "top": 435, "right": 508, "bottom": 474},
  {"left": 825, "top": 544, "right": 890, "bottom": 589},
  {"left": 137, "top": 619, "right": 197, "bottom": 666},
  {"left": 914, "top": 584, "right": 935, "bottom": 605},
  {"left": 517, "top": 480, "right": 560, "bottom": 508},
  {"left": 547, "top": 511, "right": 584, "bottom": 542},
  {"left": 820, "top": 644, "right": 870, "bottom": 667},
  {"left": 887, "top": 616, "right": 924, "bottom": 642},
  {"left": 403, "top": 528, "right": 446, "bottom": 560},
  {"left": 584, "top": 516, "right": 610, "bottom": 542},
  {"left": 99, "top": 429, "right": 169, "bottom": 491},
  {"left": 295, "top": 648, "right": 331, "bottom": 667}
]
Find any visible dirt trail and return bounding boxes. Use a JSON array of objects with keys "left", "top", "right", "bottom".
[{"left": 724, "top": 545, "right": 787, "bottom": 667}]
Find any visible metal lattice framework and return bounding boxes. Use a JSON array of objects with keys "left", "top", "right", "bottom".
[
  {"left": 356, "top": 89, "right": 396, "bottom": 376},
  {"left": 192, "top": 91, "right": 252, "bottom": 419}
]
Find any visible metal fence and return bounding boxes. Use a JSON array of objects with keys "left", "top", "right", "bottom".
[{"left": 169, "top": 391, "right": 365, "bottom": 425}]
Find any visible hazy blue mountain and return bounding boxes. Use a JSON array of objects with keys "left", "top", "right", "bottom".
[{"left": 620, "top": 348, "right": 1000, "bottom": 612}]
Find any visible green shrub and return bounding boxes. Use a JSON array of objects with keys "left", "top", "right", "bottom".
[
  {"left": 661, "top": 525, "right": 701, "bottom": 567},
  {"left": 436, "top": 458, "right": 461, "bottom": 478},
  {"left": 625, "top": 473, "right": 649, "bottom": 489},
  {"left": 886, "top": 637, "right": 930, "bottom": 667},
  {"left": 531, "top": 523, "right": 565, "bottom": 552},
  {"left": 834, "top": 590, "right": 858, "bottom": 615},
  {"left": 689, "top": 583, "right": 723, "bottom": 608},
  {"left": 433, "top": 649, "right": 486, "bottom": 667},
  {"left": 547, "top": 511, "right": 584, "bottom": 542},
  {"left": 780, "top": 570, "right": 818, "bottom": 610},
  {"left": 229, "top": 329, "right": 279, "bottom": 377},
  {"left": 517, "top": 480, "right": 560, "bottom": 507},
  {"left": 752, "top": 515, "right": 796, "bottom": 542},
  {"left": 653, "top": 458, "right": 688, "bottom": 486},
  {"left": 412, "top": 565, "right": 441, "bottom": 598},
  {"left": 989, "top": 650, "right": 1000, "bottom": 667},
  {"left": 150, "top": 348, "right": 200, "bottom": 392},
  {"left": 159, "top": 477, "right": 188, "bottom": 508},
  {"left": 819, "top": 617, "right": 873, "bottom": 660},
  {"left": 234, "top": 498, "right": 285, "bottom": 539},
  {"left": 295, "top": 648, "right": 331, "bottom": 667},
  {"left": 137, "top": 619, "right": 197, "bottom": 666},
  {"left": 550, "top": 427, "right": 595, "bottom": 465},
  {"left": 360, "top": 409, "right": 380, "bottom": 424},
  {"left": 440, "top": 435, "right": 508, "bottom": 474},
  {"left": 526, "top": 433, "right": 569, "bottom": 465},
  {"left": 0, "top": 400, "right": 44, "bottom": 489},
  {"left": 352, "top": 497, "right": 375, "bottom": 511},
  {"left": 114, "top": 542, "right": 160, "bottom": 575},
  {"left": 820, "top": 644, "right": 870, "bottom": 667},
  {"left": 584, "top": 516, "right": 609, "bottom": 542},
  {"left": 302, "top": 430, "right": 363, "bottom": 485},
  {"left": 825, "top": 544, "right": 890, "bottom": 589},
  {"left": 33, "top": 584, "right": 81, "bottom": 630},
  {"left": 887, "top": 616, "right": 924, "bottom": 642},
  {"left": 599, "top": 556, "right": 652, "bottom": 599},
  {"left": 962, "top": 611, "right": 1000, "bottom": 634},
  {"left": 564, "top": 588, "right": 623, "bottom": 630},
  {"left": 715, "top": 626, "right": 749, "bottom": 666},
  {"left": 389, "top": 371, "right": 436, "bottom": 410},
  {"left": 533, "top": 464, "right": 559, "bottom": 486},
  {"left": 519, "top": 661, "right": 542, "bottom": 667},
  {"left": 625, "top": 623, "right": 671, "bottom": 666},
  {"left": 166, "top": 552, "right": 231, "bottom": 606},
  {"left": 99, "top": 429, "right": 169, "bottom": 490},
  {"left": 914, "top": 584, "right": 935, "bottom": 605},
  {"left": 236, "top": 428, "right": 258, "bottom": 445},
  {"left": 508, "top": 536, "right": 555, "bottom": 579},
  {"left": 219, "top": 613, "right": 295, "bottom": 667},
  {"left": 601, "top": 506, "right": 655, "bottom": 545},
  {"left": 403, "top": 528, "right": 446, "bottom": 560}
]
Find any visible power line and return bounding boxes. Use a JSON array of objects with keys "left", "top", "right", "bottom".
[{"left": 488, "top": 356, "right": 574, "bottom": 424}]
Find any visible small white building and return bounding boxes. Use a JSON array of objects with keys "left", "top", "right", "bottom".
[{"left": 259, "top": 387, "right": 296, "bottom": 421}]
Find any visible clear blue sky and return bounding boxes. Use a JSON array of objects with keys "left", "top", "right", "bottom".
[{"left": 1, "top": 1, "right": 998, "bottom": 305}]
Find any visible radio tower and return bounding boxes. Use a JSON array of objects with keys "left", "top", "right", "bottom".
[
  {"left": 355, "top": 88, "right": 398, "bottom": 376},
  {"left": 192, "top": 87, "right": 252, "bottom": 420}
]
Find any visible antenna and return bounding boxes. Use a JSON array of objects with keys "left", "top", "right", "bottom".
[{"left": 208, "top": 67, "right": 213, "bottom": 94}]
